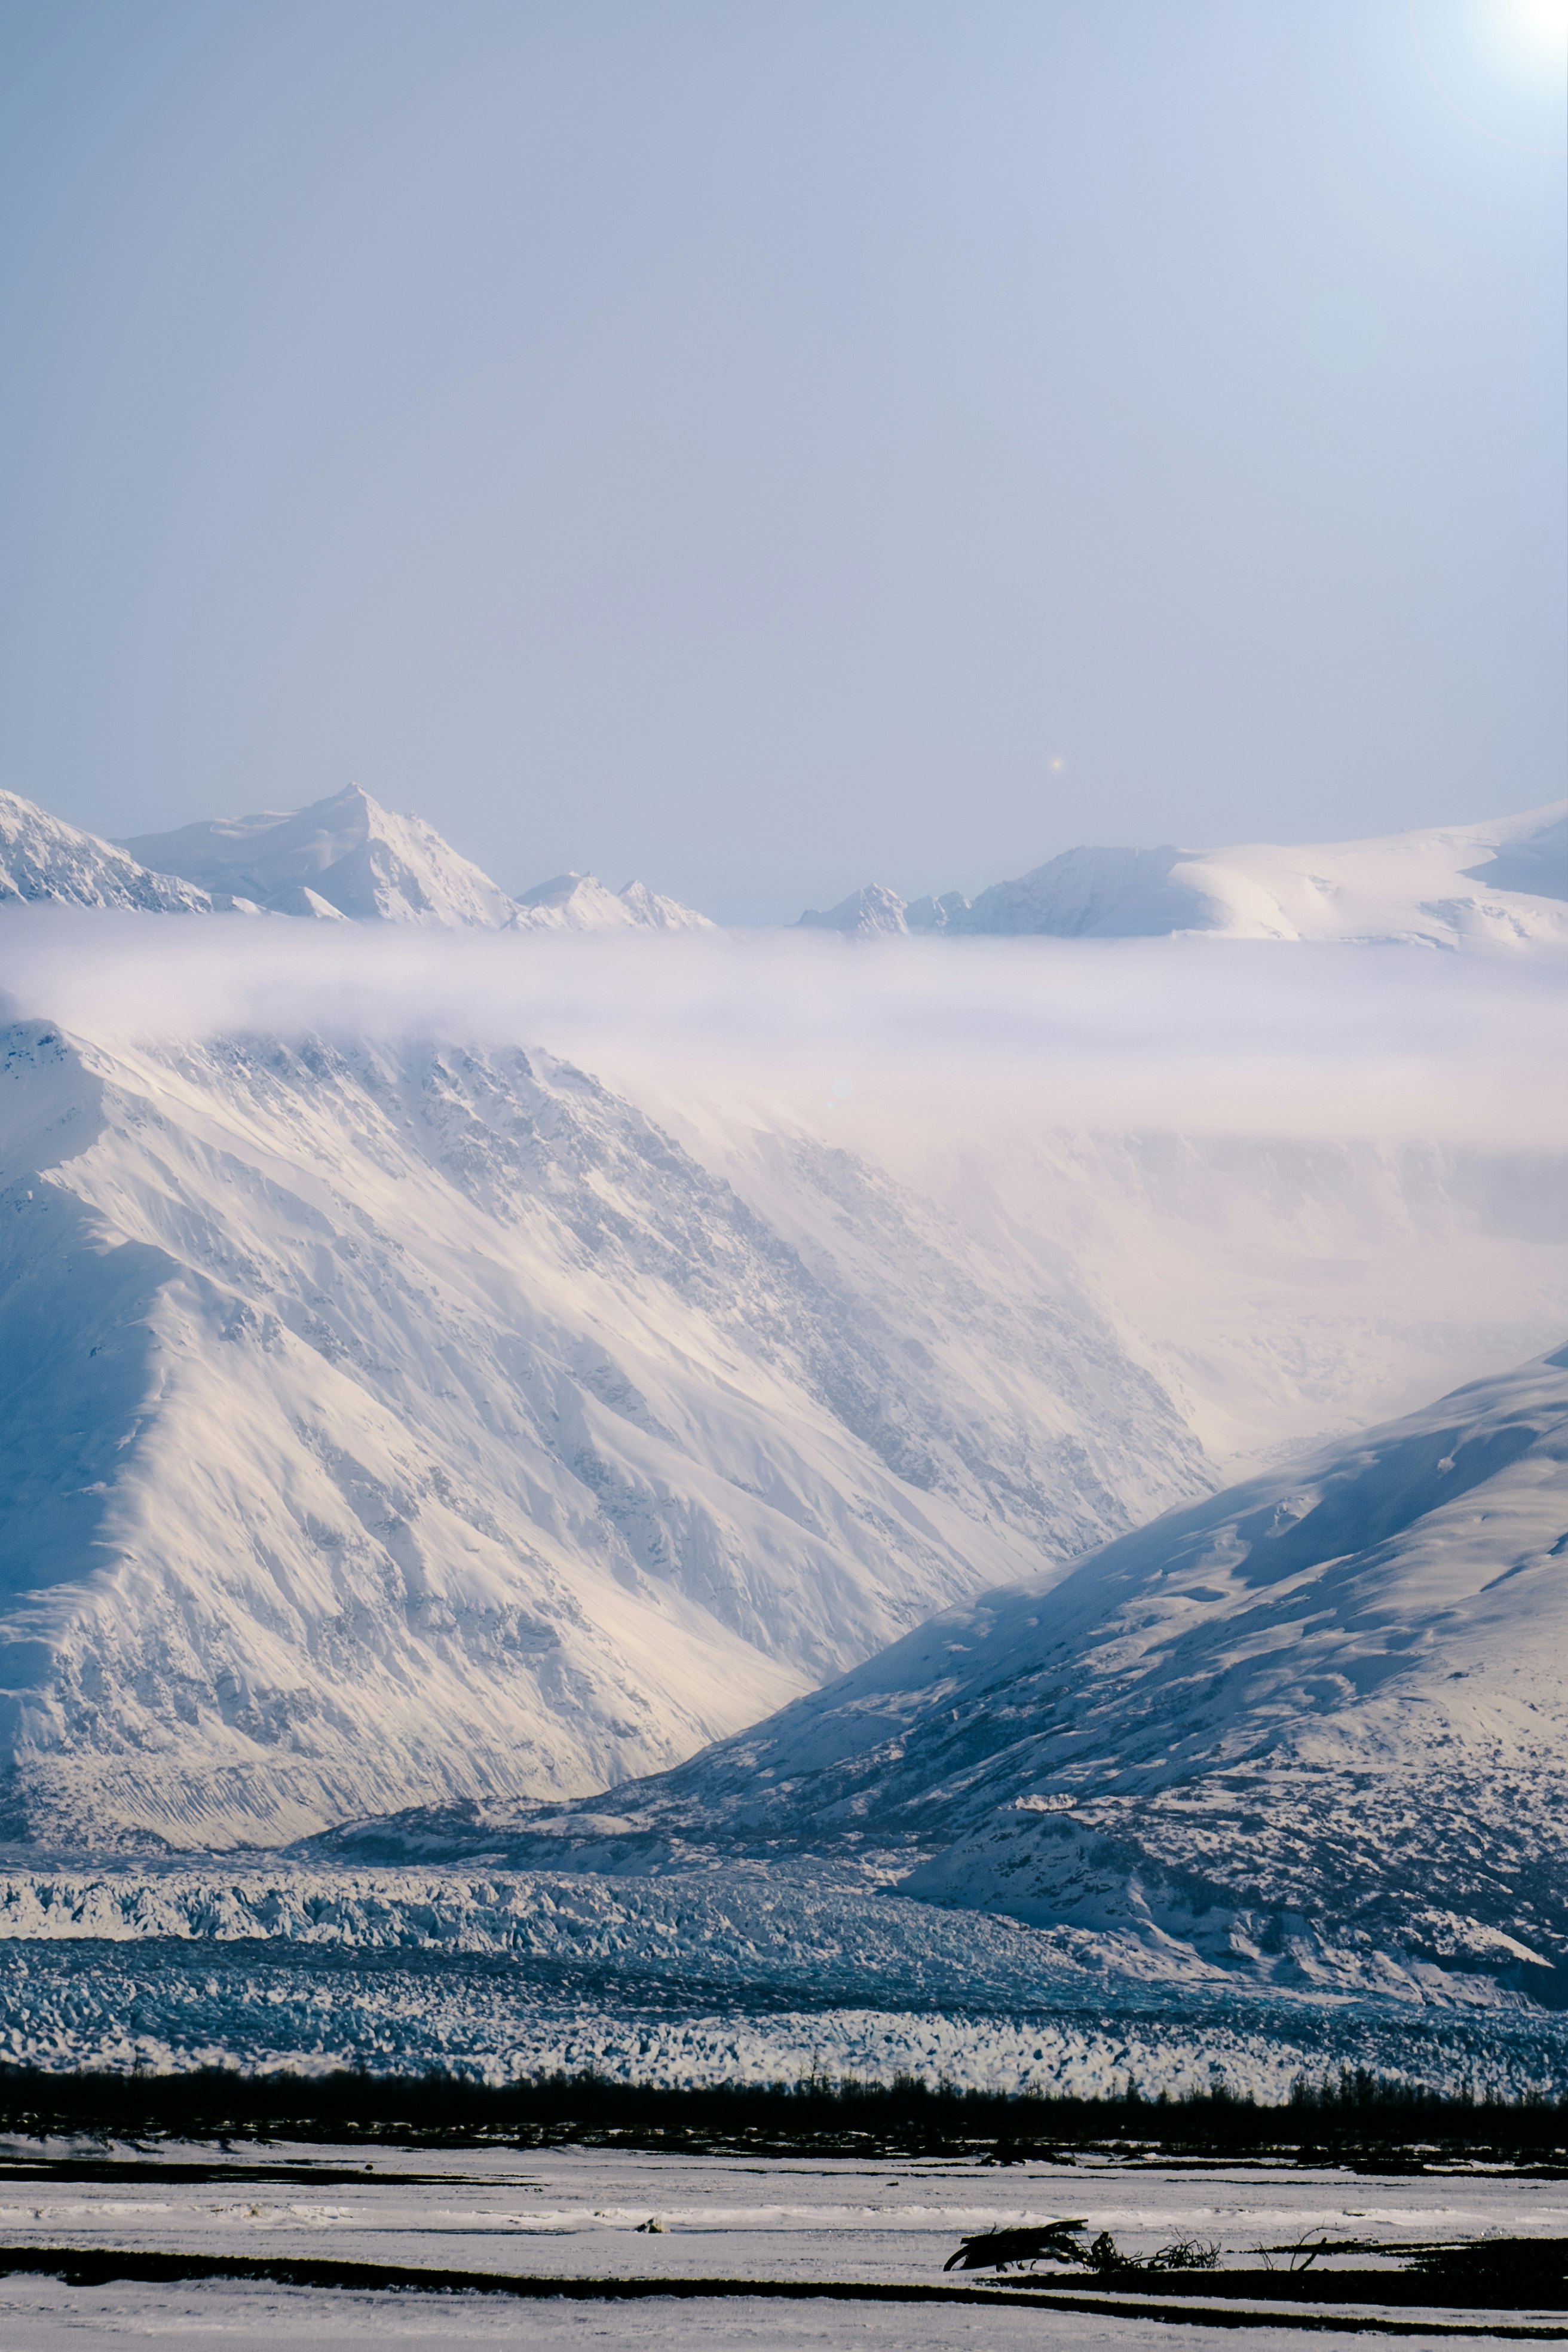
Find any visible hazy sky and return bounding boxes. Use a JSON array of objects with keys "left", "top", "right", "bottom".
[{"left": 1, "top": 1, "right": 1563, "bottom": 920}]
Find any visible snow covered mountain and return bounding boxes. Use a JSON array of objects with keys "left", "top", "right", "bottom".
[
  {"left": 121, "top": 785, "right": 519, "bottom": 928},
  {"left": 0, "top": 1013, "right": 1211, "bottom": 1848},
  {"left": 513, "top": 871, "right": 713, "bottom": 932},
  {"left": 501, "top": 1348, "right": 1567, "bottom": 2001},
  {"left": 1, "top": 792, "right": 219, "bottom": 915},
  {"left": 120, "top": 785, "right": 714, "bottom": 932},
  {"left": 793, "top": 883, "right": 909, "bottom": 939},
  {"left": 821, "top": 803, "right": 1568, "bottom": 948}
]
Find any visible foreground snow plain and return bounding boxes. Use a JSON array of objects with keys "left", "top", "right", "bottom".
[{"left": 0, "top": 2139, "right": 1564, "bottom": 2347}]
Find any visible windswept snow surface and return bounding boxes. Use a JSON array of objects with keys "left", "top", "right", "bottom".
[
  {"left": 855, "top": 803, "right": 1568, "bottom": 947},
  {"left": 0, "top": 794, "right": 219, "bottom": 915},
  {"left": 394, "top": 1350, "right": 1568, "bottom": 2014},
  {"left": 0, "top": 1011, "right": 1209, "bottom": 1846}
]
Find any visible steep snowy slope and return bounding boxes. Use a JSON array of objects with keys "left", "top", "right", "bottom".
[
  {"left": 860, "top": 802, "right": 1568, "bottom": 947},
  {"left": 122, "top": 785, "right": 517, "bottom": 927},
  {"left": 0, "top": 1016, "right": 1205, "bottom": 1847},
  {"left": 476, "top": 1351, "right": 1568, "bottom": 1999},
  {"left": 513, "top": 871, "right": 712, "bottom": 932},
  {"left": 0, "top": 793, "right": 218, "bottom": 914}
]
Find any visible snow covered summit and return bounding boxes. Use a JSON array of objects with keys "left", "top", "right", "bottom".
[{"left": 121, "top": 783, "right": 517, "bottom": 928}]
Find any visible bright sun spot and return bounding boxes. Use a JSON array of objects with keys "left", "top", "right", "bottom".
[{"left": 1515, "top": 0, "right": 1568, "bottom": 49}]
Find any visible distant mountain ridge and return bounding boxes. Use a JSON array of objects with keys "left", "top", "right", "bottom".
[
  {"left": 122, "top": 785, "right": 715, "bottom": 931},
  {"left": 798, "top": 803, "right": 1568, "bottom": 948},
  {"left": 8, "top": 785, "right": 1564, "bottom": 943},
  {"left": 513, "top": 869, "right": 713, "bottom": 932},
  {"left": 0, "top": 785, "right": 711, "bottom": 931}
]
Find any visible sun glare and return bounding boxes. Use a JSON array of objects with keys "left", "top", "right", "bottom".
[{"left": 1515, "top": 0, "right": 1568, "bottom": 51}]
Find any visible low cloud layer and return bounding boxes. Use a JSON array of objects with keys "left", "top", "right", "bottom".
[{"left": 1, "top": 906, "right": 1562, "bottom": 1148}]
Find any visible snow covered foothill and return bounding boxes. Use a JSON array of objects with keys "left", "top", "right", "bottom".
[
  {"left": 424, "top": 1348, "right": 1568, "bottom": 2010},
  {"left": 834, "top": 801, "right": 1568, "bottom": 948}
]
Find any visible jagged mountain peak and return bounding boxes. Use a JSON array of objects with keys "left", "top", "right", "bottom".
[
  {"left": 793, "top": 883, "right": 908, "bottom": 938},
  {"left": 121, "top": 783, "right": 517, "bottom": 929}
]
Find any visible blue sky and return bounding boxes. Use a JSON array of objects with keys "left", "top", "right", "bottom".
[{"left": 1, "top": 0, "right": 1563, "bottom": 919}]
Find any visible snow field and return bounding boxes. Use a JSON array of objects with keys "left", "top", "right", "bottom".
[{"left": 0, "top": 2142, "right": 1563, "bottom": 2347}]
